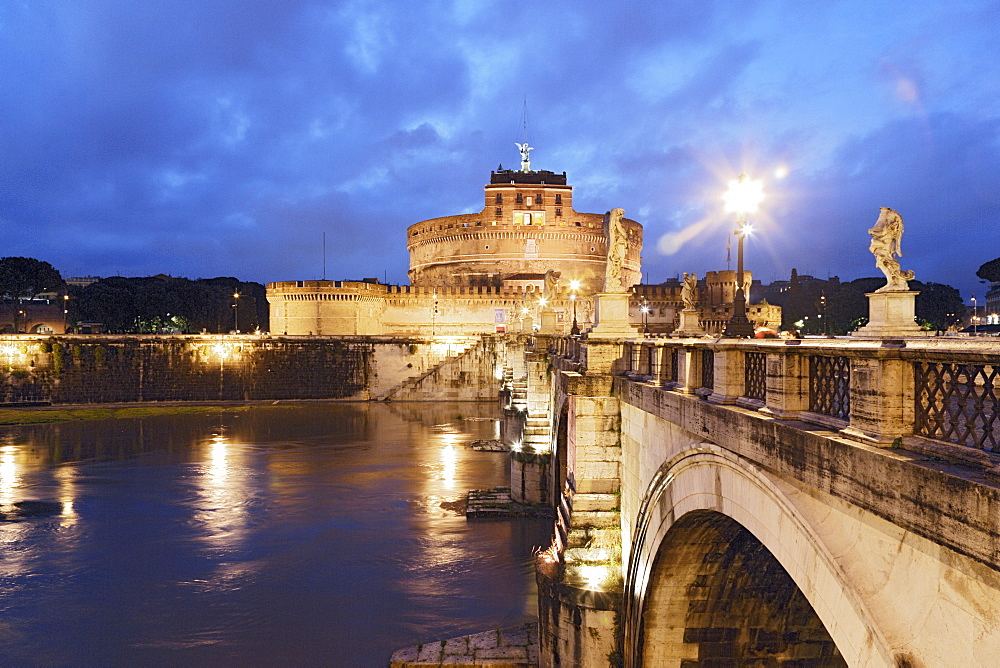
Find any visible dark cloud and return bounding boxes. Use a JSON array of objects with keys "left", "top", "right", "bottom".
[{"left": 0, "top": 1, "right": 996, "bottom": 307}]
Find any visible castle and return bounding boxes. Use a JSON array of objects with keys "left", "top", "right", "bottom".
[{"left": 266, "top": 152, "right": 779, "bottom": 336}]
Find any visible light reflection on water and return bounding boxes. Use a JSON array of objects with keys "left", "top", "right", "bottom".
[{"left": 0, "top": 402, "right": 551, "bottom": 667}]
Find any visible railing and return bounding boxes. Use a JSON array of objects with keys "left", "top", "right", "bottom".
[
  {"left": 915, "top": 361, "right": 999, "bottom": 451},
  {"left": 701, "top": 349, "right": 714, "bottom": 392},
  {"left": 744, "top": 352, "right": 766, "bottom": 402},
  {"left": 568, "top": 334, "right": 1000, "bottom": 466},
  {"left": 659, "top": 347, "right": 677, "bottom": 386},
  {"left": 809, "top": 355, "right": 850, "bottom": 420}
]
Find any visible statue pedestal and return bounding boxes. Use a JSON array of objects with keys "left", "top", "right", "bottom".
[
  {"left": 539, "top": 307, "right": 557, "bottom": 334},
  {"left": 852, "top": 291, "right": 930, "bottom": 338},
  {"left": 589, "top": 292, "right": 639, "bottom": 338},
  {"left": 519, "top": 315, "right": 534, "bottom": 334},
  {"left": 673, "top": 308, "right": 705, "bottom": 337}
]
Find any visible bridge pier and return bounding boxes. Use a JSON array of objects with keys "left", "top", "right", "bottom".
[{"left": 527, "top": 334, "right": 1000, "bottom": 667}]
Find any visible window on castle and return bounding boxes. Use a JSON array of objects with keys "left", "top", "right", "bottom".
[
  {"left": 525, "top": 196, "right": 533, "bottom": 207},
  {"left": 555, "top": 194, "right": 562, "bottom": 205},
  {"left": 555, "top": 208, "right": 562, "bottom": 217},
  {"left": 536, "top": 193, "right": 543, "bottom": 204},
  {"left": 495, "top": 193, "right": 502, "bottom": 204},
  {"left": 495, "top": 207, "right": 502, "bottom": 216},
  {"left": 516, "top": 193, "right": 523, "bottom": 204}
]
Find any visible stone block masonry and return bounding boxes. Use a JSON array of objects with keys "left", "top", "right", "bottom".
[{"left": 0, "top": 334, "right": 503, "bottom": 405}]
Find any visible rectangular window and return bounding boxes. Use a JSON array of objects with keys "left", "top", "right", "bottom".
[
  {"left": 516, "top": 193, "right": 523, "bottom": 204},
  {"left": 555, "top": 208, "right": 562, "bottom": 217},
  {"left": 536, "top": 193, "right": 543, "bottom": 205},
  {"left": 495, "top": 193, "right": 502, "bottom": 204},
  {"left": 495, "top": 207, "right": 502, "bottom": 216},
  {"left": 555, "top": 194, "right": 562, "bottom": 205}
]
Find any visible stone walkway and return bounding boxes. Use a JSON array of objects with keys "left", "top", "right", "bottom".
[
  {"left": 465, "top": 487, "right": 554, "bottom": 519},
  {"left": 389, "top": 623, "right": 538, "bottom": 667}
]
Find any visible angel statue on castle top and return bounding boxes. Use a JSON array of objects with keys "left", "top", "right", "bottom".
[{"left": 515, "top": 142, "right": 533, "bottom": 172}]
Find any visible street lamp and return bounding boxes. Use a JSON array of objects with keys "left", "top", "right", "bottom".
[
  {"left": 63, "top": 294, "right": 70, "bottom": 333},
  {"left": 972, "top": 296, "right": 978, "bottom": 336},
  {"left": 722, "top": 174, "right": 764, "bottom": 338},
  {"left": 232, "top": 292, "right": 240, "bottom": 333},
  {"left": 569, "top": 279, "right": 581, "bottom": 336},
  {"left": 640, "top": 297, "right": 650, "bottom": 336}
]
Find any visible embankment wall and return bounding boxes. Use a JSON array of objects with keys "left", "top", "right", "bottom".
[{"left": 0, "top": 335, "right": 501, "bottom": 405}]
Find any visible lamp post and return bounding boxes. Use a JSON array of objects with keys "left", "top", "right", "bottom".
[
  {"left": 640, "top": 297, "right": 650, "bottom": 336},
  {"left": 232, "top": 292, "right": 240, "bottom": 333},
  {"left": 432, "top": 291, "right": 438, "bottom": 336},
  {"left": 63, "top": 294, "right": 70, "bottom": 333},
  {"left": 819, "top": 292, "right": 827, "bottom": 336},
  {"left": 722, "top": 174, "right": 764, "bottom": 338},
  {"left": 569, "top": 280, "right": 581, "bottom": 336},
  {"left": 972, "top": 296, "right": 978, "bottom": 336}
]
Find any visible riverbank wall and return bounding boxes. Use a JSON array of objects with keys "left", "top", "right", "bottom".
[{"left": 0, "top": 334, "right": 503, "bottom": 405}]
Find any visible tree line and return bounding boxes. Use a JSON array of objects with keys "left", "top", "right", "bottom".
[{"left": 0, "top": 256, "right": 268, "bottom": 334}]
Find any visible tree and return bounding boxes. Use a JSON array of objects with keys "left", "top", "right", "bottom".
[
  {"left": 74, "top": 275, "right": 268, "bottom": 333},
  {"left": 913, "top": 281, "right": 965, "bottom": 331},
  {"left": 976, "top": 257, "right": 1000, "bottom": 284},
  {"left": 0, "top": 256, "right": 64, "bottom": 302}
]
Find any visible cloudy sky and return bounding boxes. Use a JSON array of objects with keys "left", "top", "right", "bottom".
[{"left": 2, "top": 1, "right": 998, "bottom": 303}]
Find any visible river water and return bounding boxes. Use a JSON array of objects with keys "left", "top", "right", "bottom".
[{"left": 0, "top": 402, "right": 552, "bottom": 667}]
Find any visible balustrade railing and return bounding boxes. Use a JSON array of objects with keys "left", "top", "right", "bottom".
[
  {"left": 744, "top": 352, "right": 766, "bottom": 402},
  {"left": 659, "top": 347, "right": 677, "bottom": 386},
  {"left": 552, "top": 334, "right": 1000, "bottom": 463},
  {"left": 809, "top": 355, "right": 850, "bottom": 420},
  {"left": 915, "top": 361, "right": 999, "bottom": 451},
  {"left": 701, "top": 350, "right": 714, "bottom": 392}
]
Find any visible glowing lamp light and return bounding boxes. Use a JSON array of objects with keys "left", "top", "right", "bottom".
[
  {"left": 578, "top": 564, "right": 608, "bottom": 590},
  {"left": 722, "top": 174, "right": 765, "bottom": 217},
  {"left": 538, "top": 297, "right": 548, "bottom": 308},
  {"left": 569, "top": 279, "right": 581, "bottom": 291}
]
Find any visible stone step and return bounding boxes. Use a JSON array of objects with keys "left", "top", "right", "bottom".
[
  {"left": 565, "top": 510, "right": 619, "bottom": 530},
  {"left": 571, "top": 493, "right": 619, "bottom": 513}
]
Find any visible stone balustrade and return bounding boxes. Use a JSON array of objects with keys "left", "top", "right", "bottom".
[{"left": 547, "top": 336, "right": 1000, "bottom": 473}]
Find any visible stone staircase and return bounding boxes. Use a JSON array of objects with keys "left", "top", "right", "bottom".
[{"left": 376, "top": 337, "right": 482, "bottom": 401}]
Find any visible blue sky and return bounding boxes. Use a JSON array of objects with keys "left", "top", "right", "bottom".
[{"left": 1, "top": 1, "right": 998, "bottom": 303}]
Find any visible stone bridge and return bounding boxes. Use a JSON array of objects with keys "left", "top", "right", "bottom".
[{"left": 501, "top": 334, "right": 1000, "bottom": 667}]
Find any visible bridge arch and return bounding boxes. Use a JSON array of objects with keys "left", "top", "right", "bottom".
[{"left": 624, "top": 445, "right": 895, "bottom": 667}]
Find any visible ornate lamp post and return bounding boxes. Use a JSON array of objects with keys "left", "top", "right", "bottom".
[
  {"left": 569, "top": 280, "right": 581, "bottom": 336},
  {"left": 232, "top": 292, "right": 240, "bottom": 333},
  {"left": 722, "top": 174, "right": 764, "bottom": 338}
]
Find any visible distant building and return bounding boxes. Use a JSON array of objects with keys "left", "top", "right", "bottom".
[{"left": 66, "top": 276, "right": 101, "bottom": 288}]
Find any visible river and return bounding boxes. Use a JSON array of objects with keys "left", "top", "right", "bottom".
[{"left": 0, "top": 402, "right": 551, "bottom": 666}]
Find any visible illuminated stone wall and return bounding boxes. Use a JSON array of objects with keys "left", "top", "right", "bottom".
[{"left": 0, "top": 335, "right": 502, "bottom": 405}]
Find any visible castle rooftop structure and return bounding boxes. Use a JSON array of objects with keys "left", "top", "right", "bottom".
[{"left": 407, "top": 168, "right": 642, "bottom": 293}]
